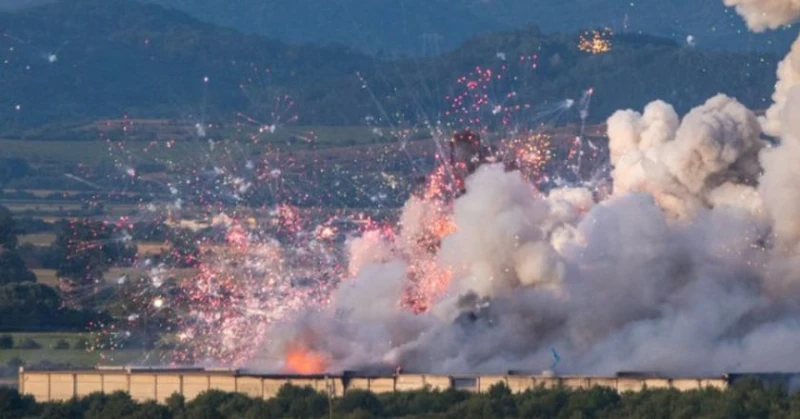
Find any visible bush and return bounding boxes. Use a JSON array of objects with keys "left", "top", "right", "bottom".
[
  {"left": 6, "top": 357, "right": 24, "bottom": 371},
  {"left": 16, "top": 338, "right": 40, "bottom": 349},
  {"left": 337, "top": 390, "right": 383, "bottom": 416},
  {"left": 0, "top": 334, "right": 13, "bottom": 349},
  {"left": 53, "top": 339, "right": 70, "bottom": 350},
  {"left": 0, "top": 387, "right": 37, "bottom": 418},
  {"left": 72, "top": 338, "right": 89, "bottom": 350}
]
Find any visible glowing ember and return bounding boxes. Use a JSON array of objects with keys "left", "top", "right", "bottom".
[
  {"left": 578, "top": 28, "right": 613, "bottom": 55},
  {"left": 284, "top": 344, "right": 328, "bottom": 374}
]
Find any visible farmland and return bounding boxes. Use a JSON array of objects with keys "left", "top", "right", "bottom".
[{"left": 0, "top": 332, "right": 162, "bottom": 369}]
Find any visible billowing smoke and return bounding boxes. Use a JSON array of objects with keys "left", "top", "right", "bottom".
[
  {"left": 762, "top": 36, "right": 800, "bottom": 137},
  {"left": 759, "top": 89, "right": 800, "bottom": 250},
  {"left": 723, "top": 0, "right": 800, "bottom": 31},
  {"left": 725, "top": 0, "right": 800, "bottom": 139},
  {"left": 607, "top": 95, "right": 763, "bottom": 220},
  {"left": 246, "top": 0, "right": 800, "bottom": 375}
]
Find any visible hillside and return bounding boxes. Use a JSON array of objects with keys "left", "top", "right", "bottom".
[
  {"left": 146, "top": 0, "right": 798, "bottom": 54},
  {"left": 0, "top": 0, "right": 781, "bottom": 137}
]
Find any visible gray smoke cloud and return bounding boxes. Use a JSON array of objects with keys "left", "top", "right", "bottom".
[
  {"left": 723, "top": 0, "right": 800, "bottom": 31},
  {"left": 248, "top": 0, "right": 800, "bottom": 376},
  {"left": 607, "top": 95, "right": 763, "bottom": 220},
  {"left": 762, "top": 37, "right": 800, "bottom": 137}
]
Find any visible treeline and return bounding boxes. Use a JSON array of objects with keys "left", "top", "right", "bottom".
[
  {"left": 3, "top": 379, "right": 799, "bottom": 419},
  {"left": 0, "top": 0, "right": 780, "bottom": 135},
  {"left": 0, "top": 202, "right": 229, "bottom": 354},
  {"left": 0, "top": 206, "right": 116, "bottom": 330},
  {"left": 0, "top": 204, "right": 204, "bottom": 332}
]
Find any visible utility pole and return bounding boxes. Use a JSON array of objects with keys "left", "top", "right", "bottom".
[
  {"left": 421, "top": 33, "right": 443, "bottom": 57},
  {"left": 325, "top": 374, "right": 334, "bottom": 419}
]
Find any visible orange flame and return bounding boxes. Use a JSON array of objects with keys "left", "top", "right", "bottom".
[{"left": 283, "top": 343, "right": 328, "bottom": 374}]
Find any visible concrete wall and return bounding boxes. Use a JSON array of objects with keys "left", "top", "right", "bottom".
[
  {"left": 18, "top": 369, "right": 730, "bottom": 404},
  {"left": 19, "top": 370, "right": 346, "bottom": 403}
]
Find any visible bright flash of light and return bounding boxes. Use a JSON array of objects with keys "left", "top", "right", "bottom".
[
  {"left": 578, "top": 28, "right": 613, "bottom": 55},
  {"left": 283, "top": 343, "right": 329, "bottom": 374}
]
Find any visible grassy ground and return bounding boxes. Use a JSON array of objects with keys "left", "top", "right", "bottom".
[
  {"left": 0, "top": 126, "right": 381, "bottom": 164},
  {"left": 136, "top": 242, "right": 170, "bottom": 257},
  {"left": 2, "top": 189, "right": 86, "bottom": 198},
  {"left": 1, "top": 201, "right": 84, "bottom": 213},
  {"left": 104, "top": 267, "right": 198, "bottom": 282},
  {"left": 32, "top": 266, "right": 197, "bottom": 289},
  {"left": 0, "top": 333, "right": 166, "bottom": 369},
  {"left": 3, "top": 332, "right": 86, "bottom": 349},
  {"left": 0, "top": 201, "right": 140, "bottom": 217},
  {"left": 19, "top": 233, "right": 57, "bottom": 247},
  {"left": 31, "top": 269, "right": 59, "bottom": 287}
]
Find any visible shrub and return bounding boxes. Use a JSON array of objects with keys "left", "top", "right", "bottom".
[
  {"left": 72, "top": 338, "right": 89, "bottom": 350},
  {"left": 0, "top": 334, "right": 13, "bottom": 349},
  {"left": 16, "top": 338, "right": 41, "bottom": 349},
  {"left": 53, "top": 339, "right": 70, "bottom": 350},
  {"left": 6, "top": 357, "right": 24, "bottom": 370}
]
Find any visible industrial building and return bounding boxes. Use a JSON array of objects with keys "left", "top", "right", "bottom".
[{"left": 17, "top": 366, "right": 747, "bottom": 404}]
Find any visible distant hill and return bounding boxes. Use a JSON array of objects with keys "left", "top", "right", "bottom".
[
  {"left": 0, "top": 0, "right": 781, "bottom": 137},
  {"left": 0, "top": 0, "right": 52, "bottom": 11},
  {"left": 145, "top": 0, "right": 798, "bottom": 54}
]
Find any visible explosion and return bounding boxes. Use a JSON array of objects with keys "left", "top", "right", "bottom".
[
  {"left": 283, "top": 343, "right": 329, "bottom": 374},
  {"left": 578, "top": 28, "right": 613, "bottom": 55},
  {"left": 99, "top": 0, "right": 800, "bottom": 377}
]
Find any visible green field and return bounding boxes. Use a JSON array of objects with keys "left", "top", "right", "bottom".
[
  {"left": 19, "top": 233, "right": 57, "bottom": 247},
  {"left": 0, "top": 333, "right": 166, "bottom": 369},
  {"left": 0, "top": 126, "right": 386, "bottom": 164},
  {"left": 31, "top": 269, "right": 58, "bottom": 287},
  {"left": 0, "top": 200, "right": 142, "bottom": 219}
]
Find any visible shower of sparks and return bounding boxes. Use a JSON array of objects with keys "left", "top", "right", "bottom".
[
  {"left": 578, "top": 28, "right": 613, "bottom": 55},
  {"left": 70, "top": 45, "right": 602, "bottom": 370}
]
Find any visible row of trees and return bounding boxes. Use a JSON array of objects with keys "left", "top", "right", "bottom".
[
  {"left": 1, "top": 379, "right": 798, "bottom": 419},
  {"left": 0, "top": 203, "right": 209, "bottom": 345},
  {"left": 0, "top": 205, "right": 137, "bottom": 329}
]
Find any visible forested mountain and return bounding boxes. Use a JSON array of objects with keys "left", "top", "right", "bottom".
[
  {"left": 146, "top": 0, "right": 798, "bottom": 54},
  {"left": 0, "top": 0, "right": 781, "bottom": 136}
]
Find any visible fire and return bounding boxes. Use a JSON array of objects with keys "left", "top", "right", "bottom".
[
  {"left": 283, "top": 344, "right": 328, "bottom": 374},
  {"left": 578, "top": 28, "right": 613, "bottom": 55}
]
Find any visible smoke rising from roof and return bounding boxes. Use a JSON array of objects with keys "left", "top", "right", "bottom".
[{"left": 248, "top": 0, "right": 800, "bottom": 375}]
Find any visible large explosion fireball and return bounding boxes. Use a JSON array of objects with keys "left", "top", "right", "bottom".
[{"left": 89, "top": 0, "right": 800, "bottom": 377}]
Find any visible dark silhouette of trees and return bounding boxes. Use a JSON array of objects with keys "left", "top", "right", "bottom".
[
  {"left": 0, "top": 206, "right": 107, "bottom": 330},
  {"left": 0, "top": 387, "right": 37, "bottom": 419},
  {"left": 0, "top": 205, "right": 19, "bottom": 249},
  {"left": 0, "top": 250, "right": 36, "bottom": 285},
  {"left": 4, "top": 379, "right": 800, "bottom": 418},
  {"left": 51, "top": 220, "right": 136, "bottom": 309},
  {"left": 0, "top": 204, "right": 35, "bottom": 289}
]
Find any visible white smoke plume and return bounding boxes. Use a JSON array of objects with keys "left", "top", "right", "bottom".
[
  {"left": 245, "top": 0, "right": 800, "bottom": 376},
  {"left": 438, "top": 166, "right": 565, "bottom": 300},
  {"left": 251, "top": 151, "right": 796, "bottom": 375},
  {"left": 723, "top": 0, "right": 800, "bottom": 31},
  {"left": 759, "top": 88, "right": 800, "bottom": 249},
  {"left": 723, "top": 0, "right": 800, "bottom": 137},
  {"left": 607, "top": 95, "right": 763, "bottom": 220},
  {"left": 731, "top": 0, "right": 800, "bottom": 249},
  {"left": 762, "top": 37, "right": 800, "bottom": 137}
]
